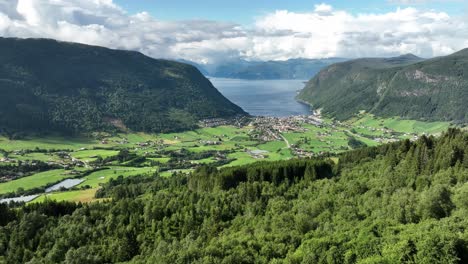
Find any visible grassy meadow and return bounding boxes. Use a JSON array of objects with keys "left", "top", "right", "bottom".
[{"left": 0, "top": 114, "right": 457, "bottom": 203}]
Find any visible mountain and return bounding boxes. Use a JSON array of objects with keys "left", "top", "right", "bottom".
[
  {"left": 176, "top": 59, "right": 210, "bottom": 76},
  {"left": 191, "top": 58, "right": 348, "bottom": 80},
  {"left": 297, "top": 52, "right": 468, "bottom": 123},
  {"left": 0, "top": 38, "right": 246, "bottom": 135}
]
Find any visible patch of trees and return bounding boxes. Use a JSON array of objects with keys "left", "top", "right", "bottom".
[
  {"left": 189, "top": 159, "right": 334, "bottom": 191},
  {"left": 90, "top": 150, "right": 145, "bottom": 168},
  {"left": 347, "top": 136, "right": 367, "bottom": 149},
  {"left": 146, "top": 149, "right": 234, "bottom": 171}
]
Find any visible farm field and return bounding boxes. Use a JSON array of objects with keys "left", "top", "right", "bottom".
[
  {"left": 350, "top": 114, "right": 450, "bottom": 134},
  {"left": 77, "top": 167, "right": 156, "bottom": 188},
  {"left": 0, "top": 136, "right": 99, "bottom": 151},
  {"left": 0, "top": 169, "right": 67, "bottom": 195},
  {"left": 0, "top": 114, "right": 457, "bottom": 203},
  {"left": 32, "top": 188, "right": 100, "bottom": 203},
  {"left": 71, "top": 149, "right": 120, "bottom": 162}
]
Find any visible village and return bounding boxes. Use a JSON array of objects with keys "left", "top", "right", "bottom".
[
  {"left": 0, "top": 111, "right": 423, "bottom": 174},
  {"left": 0, "top": 111, "right": 437, "bottom": 192}
]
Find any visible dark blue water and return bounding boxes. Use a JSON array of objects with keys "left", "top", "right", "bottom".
[{"left": 211, "top": 78, "right": 311, "bottom": 117}]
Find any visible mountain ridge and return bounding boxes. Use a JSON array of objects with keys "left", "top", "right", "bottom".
[
  {"left": 297, "top": 50, "right": 467, "bottom": 123},
  {"left": 0, "top": 37, "right": 246, "bottom": 135}
]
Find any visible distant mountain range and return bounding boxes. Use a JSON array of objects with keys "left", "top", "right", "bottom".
[
  {"left": 297, "top": 52, "right": 467, "bottom": 123},
  {"left": 0, "top": 38, "right": 246, "bottom": 135},
  {"left": 183, "top": 58, "right": 348, "bottom": 80}
]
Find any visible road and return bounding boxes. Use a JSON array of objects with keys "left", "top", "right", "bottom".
[{"left": 280, "top": 134, "right": 291, "bottom": 148}]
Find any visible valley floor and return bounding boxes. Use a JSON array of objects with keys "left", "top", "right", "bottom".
[{"left": 0, "top": 113, "right": 455, "bottom": 203}]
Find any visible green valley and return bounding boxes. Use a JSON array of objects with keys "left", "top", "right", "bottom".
[
  {"left": 1, "top": 128, "right": 466, "bottom": 263},
  {"left": 1, "top": 1, "right": 468, "bottom": 263},
  {"left": 0, "top": 114, "right": 455, "bottom": 204}
]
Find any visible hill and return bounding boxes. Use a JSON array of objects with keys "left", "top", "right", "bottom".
[
  {"left": 192, "top": 58, "right": 348, "bottom": 80},
  {"left": 1, "top": 129, "right": 467, "bottom": 263},
  {"left": 0, "top": 38, "right": 246, "bottom": 135},
  {"left": 297, "top": 52, "right": 468, "bottom": 123}
]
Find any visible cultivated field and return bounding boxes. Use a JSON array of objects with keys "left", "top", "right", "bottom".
[{"left": 0, "top": 114, "right": 454, "bottom": 203}]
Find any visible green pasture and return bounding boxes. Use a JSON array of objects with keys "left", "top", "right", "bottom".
[
  {"left": 0, "top": 169, "right": 67, "bottom": 194},
  {"left": 32, "top": 188, "right": 99, "bottom": 203},
  {"left": 352, "top": 115, "right": 450, "bottom": 134},
  {"left": 78, "top": 166, "right": 156, "bottom": 188},
  {"left": 71, "top": 149, "right": 120, "bottom": 161},
  {"left": 0, "top": 136, "right": 98, "bottom": 151}
]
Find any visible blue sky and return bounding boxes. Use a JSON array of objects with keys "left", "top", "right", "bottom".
[
  {"left": 114, "top": 0, "right": 467, "bottom": 24},
  {"left": 1, "top": 0, "right": 468, "bottom": 62}
]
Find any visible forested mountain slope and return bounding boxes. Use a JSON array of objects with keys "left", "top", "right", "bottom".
[
  {"left": 297, "top": 52, "right": 467, "bottom": 123},
  {"left": 0, "top": 38, "right": 245, "bottom": 135},
  {"left": 1, "top": 129, "right": 467, "bottom": 263}
]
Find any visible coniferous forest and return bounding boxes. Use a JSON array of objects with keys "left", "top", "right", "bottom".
[
  {"left": 0, "top": 38, "right": 245, "bottom": 135},
  {"left": 0, "top": 129, "right": 467, "bottom": 263}
]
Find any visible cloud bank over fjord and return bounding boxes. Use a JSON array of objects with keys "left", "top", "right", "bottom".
[{"left": 0, "top": 0, "right": 467, "bottom": 63}]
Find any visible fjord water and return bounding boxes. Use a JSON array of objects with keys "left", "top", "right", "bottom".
[{"left": 211, "top": 78, "right": 311, "bottom": 117}]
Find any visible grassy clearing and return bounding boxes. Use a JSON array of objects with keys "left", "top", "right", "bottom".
[
  {"left": 78, "top": 167, "right": 156, "bottom": 188},
  {"left": 257, "top": 141, "right": 286, "bottom": 152},
  {"left": 0, "top": 136, "right": 98, "bottom": 151},
  {"left": 265, "top": 149, "right": 293, "bottom": 161},
  {"left": 160, "top": 126, "right": 249, "bottom": 145},
  {"left": 32, "top": 188, "right": 99, "bottom": 203},
  {"left": 223, "top": 152, "right": 256, "bottom": 167},
  {"left": 10, "top": 152, "right": 59, "bottom": 162},
  {"left": 282, "top": 127, "right": 350, "bottom": 154},
  {"left": 0, "top": 169, "right": 67, "bottom": 194},
  {"left": 352, "top": 115, "right": 450, "bottom": 134},
  {"left": 71, "top": 149, "right": 119, "bottom": 162}
]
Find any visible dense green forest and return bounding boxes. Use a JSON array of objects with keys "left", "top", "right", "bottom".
[
  {"left": 0, "top": 129, "right": 467, "bottom": 263},
  {"left": 0, "top": 38, "right": 245, "bottom": 135},
  {"left": 297, "top": 52, "right": 467, "bottom": 123}
]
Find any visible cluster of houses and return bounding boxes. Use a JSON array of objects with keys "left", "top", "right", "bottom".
[
  {"left": 249, "top": 114, "right": 323, "bottom": 142},
  {"left": 199, "top": 116, "right": 249, "bottom": 128},
  {"left": 293, "top": 115, "right": 323, "bottom": 127},
  {"left": 292, "top": 148, "right": 315, "bottom": 158},
  {"left": 349, "top": 124, "right": 420, "bottom": 143},
  {"left": 199, "top": 140, "right": 222, "bottom": 146}
]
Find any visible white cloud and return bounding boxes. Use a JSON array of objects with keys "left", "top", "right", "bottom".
[
  {"left": 0, "top": 0, "right": 466, "bottom": 63},
  {"left": 250, "top": 6, "right": 468, "bottom": 60},
  {"left": 314, "top": 3, "right": 333, "bottom": 15},
  {"left": 388, "top": 0, "right": 461, "bottom": 4}
]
